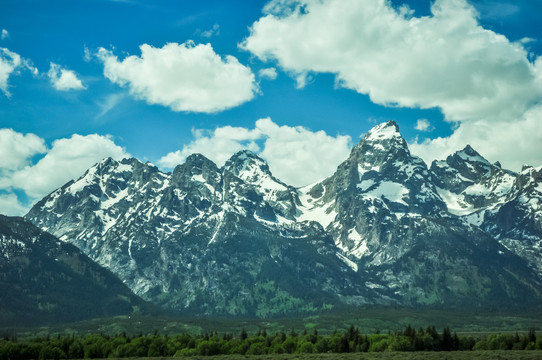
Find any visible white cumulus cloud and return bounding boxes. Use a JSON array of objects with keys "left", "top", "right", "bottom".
[
  {"left": 0, "top": 129, "right": 47, "bottom": 171},
  {"left": 11, "top": 134, "right": 128, "bottom": 199},
  {"left": 1, "top": 29, "right": 8, "bottom": 40},
  {"left": 0, "top": 131, "right": 128, "bottom": 215},
  {"left": 158, "top": 118, "right": 351, "bottom": 187},
  {"left": 242, "top": 0, "right": 542, "bottom": 122},
  {"left": 0, "top": 193, "right": 26, "bottom": 216},
  {"left": 415, "top": 119, "right": 434, "bottom": 132},
  {"left": 259, "top": 67, "right": 278, "bottom": 80},
  {"left": 241, "top": 0, "right": 542, "bottom": 170},
  {"left": 97, "top": 41, "right": 258, "bottom": 113},
  {"left": 48, "top": 62, "right": 86, "bottom": 91}
]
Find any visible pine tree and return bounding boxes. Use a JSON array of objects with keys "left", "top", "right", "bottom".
[
  {"left": 528, "top": 328, "right": 536, "bottom": 343},
  {"left": 442, "top": 327, "right": 452, "bottom": 351}
]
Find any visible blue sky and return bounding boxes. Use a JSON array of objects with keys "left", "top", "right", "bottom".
[{"left": 1, "top": 0, "right": 542, "bottom": 215}]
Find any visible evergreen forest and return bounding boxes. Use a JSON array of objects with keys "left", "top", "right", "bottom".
[{"left": 1, "top": 325, "right": 541, "bottom": 359}]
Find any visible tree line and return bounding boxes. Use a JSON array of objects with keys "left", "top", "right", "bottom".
[{"left": 0, "top": 325, "right": 540, "bottom": 359}]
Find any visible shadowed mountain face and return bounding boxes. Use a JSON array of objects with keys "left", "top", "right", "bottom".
[
  {"left": 25, "top": 121, "right": 542, "bottom": 316},
  {"left": 0, "top": 215, "right": 149, "bottom": 326}
]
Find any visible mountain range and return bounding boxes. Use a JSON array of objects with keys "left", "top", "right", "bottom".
[{"left": 14, "top": 121, "right": 542, "bottom": 317}]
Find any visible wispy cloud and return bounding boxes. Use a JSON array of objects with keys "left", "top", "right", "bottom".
[
  {"left": 199, "top": 24, "right": 220, "bottom": 38},
  {"left": 95, "top": 93, "right": 126, "bottom": 119},
  {"left": 474, "top": 0, "right": 520, "bottom": 20}
]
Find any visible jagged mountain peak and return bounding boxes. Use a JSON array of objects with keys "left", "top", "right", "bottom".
[
  {"left": 431, "top": 144, "right": 516, "bottom": 187},
  {"left": 229, "top": 149, "right": 266, "bottom": 162},
  {"left": 363, "top": 120, "right": 401, "bottom": 141},
  {"left": 460, "top": 144, "right": 478, "bottom": 155},
  {"left": 300, "top": 122, "right": 446, "bottom": 263},
  {"left": 521, "top": 164, "right": 534, "bottom": 173},
  {"left": 224, "top": 150, "right": 299, "bottom": 219},
  {"left": 224, "top": 150, "right": 287, "bottom": 185},
  {"left": 171, "top": 153, "right": 221, "bottom": 187},
  {"left": 92, "top": 156, "right": 148, "bottom": 171},
  {"left": 224, "top": 150, "right": 272, "bottom": 179},
  {"left": 430, "top": 145, "right": 518, "bottom": 220},
  {"left": 516, "top": 165, "right": 542, "bottom": 193},
  {"left": 81, "top": 156, "right": 147, "bottom": 176},
  {"left": 452, "top": 144, "right": 491, "bottom": 169},
  {"left": 351, "top": 121, "right": 411, "bottom": 166},
  {"left": 98, "top": 156, "right": 118, "bottom": 167},
  {"left": 181, "top": 153, "right": 218, "bottom": 170},
  {"left": 345, "top": 121, "right": 433, "bottom": 188}
]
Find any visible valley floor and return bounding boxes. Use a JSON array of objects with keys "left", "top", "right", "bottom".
[{"left": 8, "top": 307, "right": 542, "bottom": 338}]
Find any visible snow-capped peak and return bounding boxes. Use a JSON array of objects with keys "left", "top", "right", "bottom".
[
  {"left": 351, "top": 121, "right": 411, "bottom": 165},
  {"left": 224, "top": 150, "right": 272, "bottom": 181},
  {"left": 364, "top": 121, "right": 402, "bottom": 142},
  {"left": 455, "top": 145, "right": 491, "bottom": 167},
  {"left": 224, "top": 150, "right": 295, "bottom": 215},
  {"left": 224, "top": 151, "right": 288, "bottom": 190}
]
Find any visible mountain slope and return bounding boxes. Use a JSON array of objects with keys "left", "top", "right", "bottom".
[
  {"left": 479, "top": 166, "right": 542, "bottom": 276},
  {"left": 430, "top": 148, "right": 542, "bottom": 277},
  {"left": 24, "top": 121, "right": 542, "bottom": 313},
  {"left": 0, "top": 215, "right": 148, "bottom": 326}
]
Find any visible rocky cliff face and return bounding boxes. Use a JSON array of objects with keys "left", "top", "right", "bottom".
[{"left": 25, "top": 121, "right": 542, "bottom": 315}]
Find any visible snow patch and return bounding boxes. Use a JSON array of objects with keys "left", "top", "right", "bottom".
[
  {"left": 363, "top": 181, "right": 409, "bottom": 205},
  {"left": 336, "top": 252, "right": 358, "bottom": 272},
  {"left": 101, "top": 188, "right": 130, "bottom": 209},
  {"left": 191, "top": 174, "right": 205, "bottom": 182},
  {"left": 347, "top": 228, "right": 362, "bottom": 241},
  {"left": 296, "top": 192, "right": 337, "bottom": 229},
  {"left": 357, "top": 179, "right": 375, "bottom": 191},
  {"left": 67, "top": 167, "right": 98, "bottom": 195},
  {"left": 464, "top": 210, "right": 486, "bottom": 227},
  {"left": 115, "top": 163, "right": 133, "bottom": 173},
  {"left": 464, "top": 183, "right": 491, "bottom": 196},
  {"left": 436, "top": 187, "right": 475, "bottom": 216}
]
